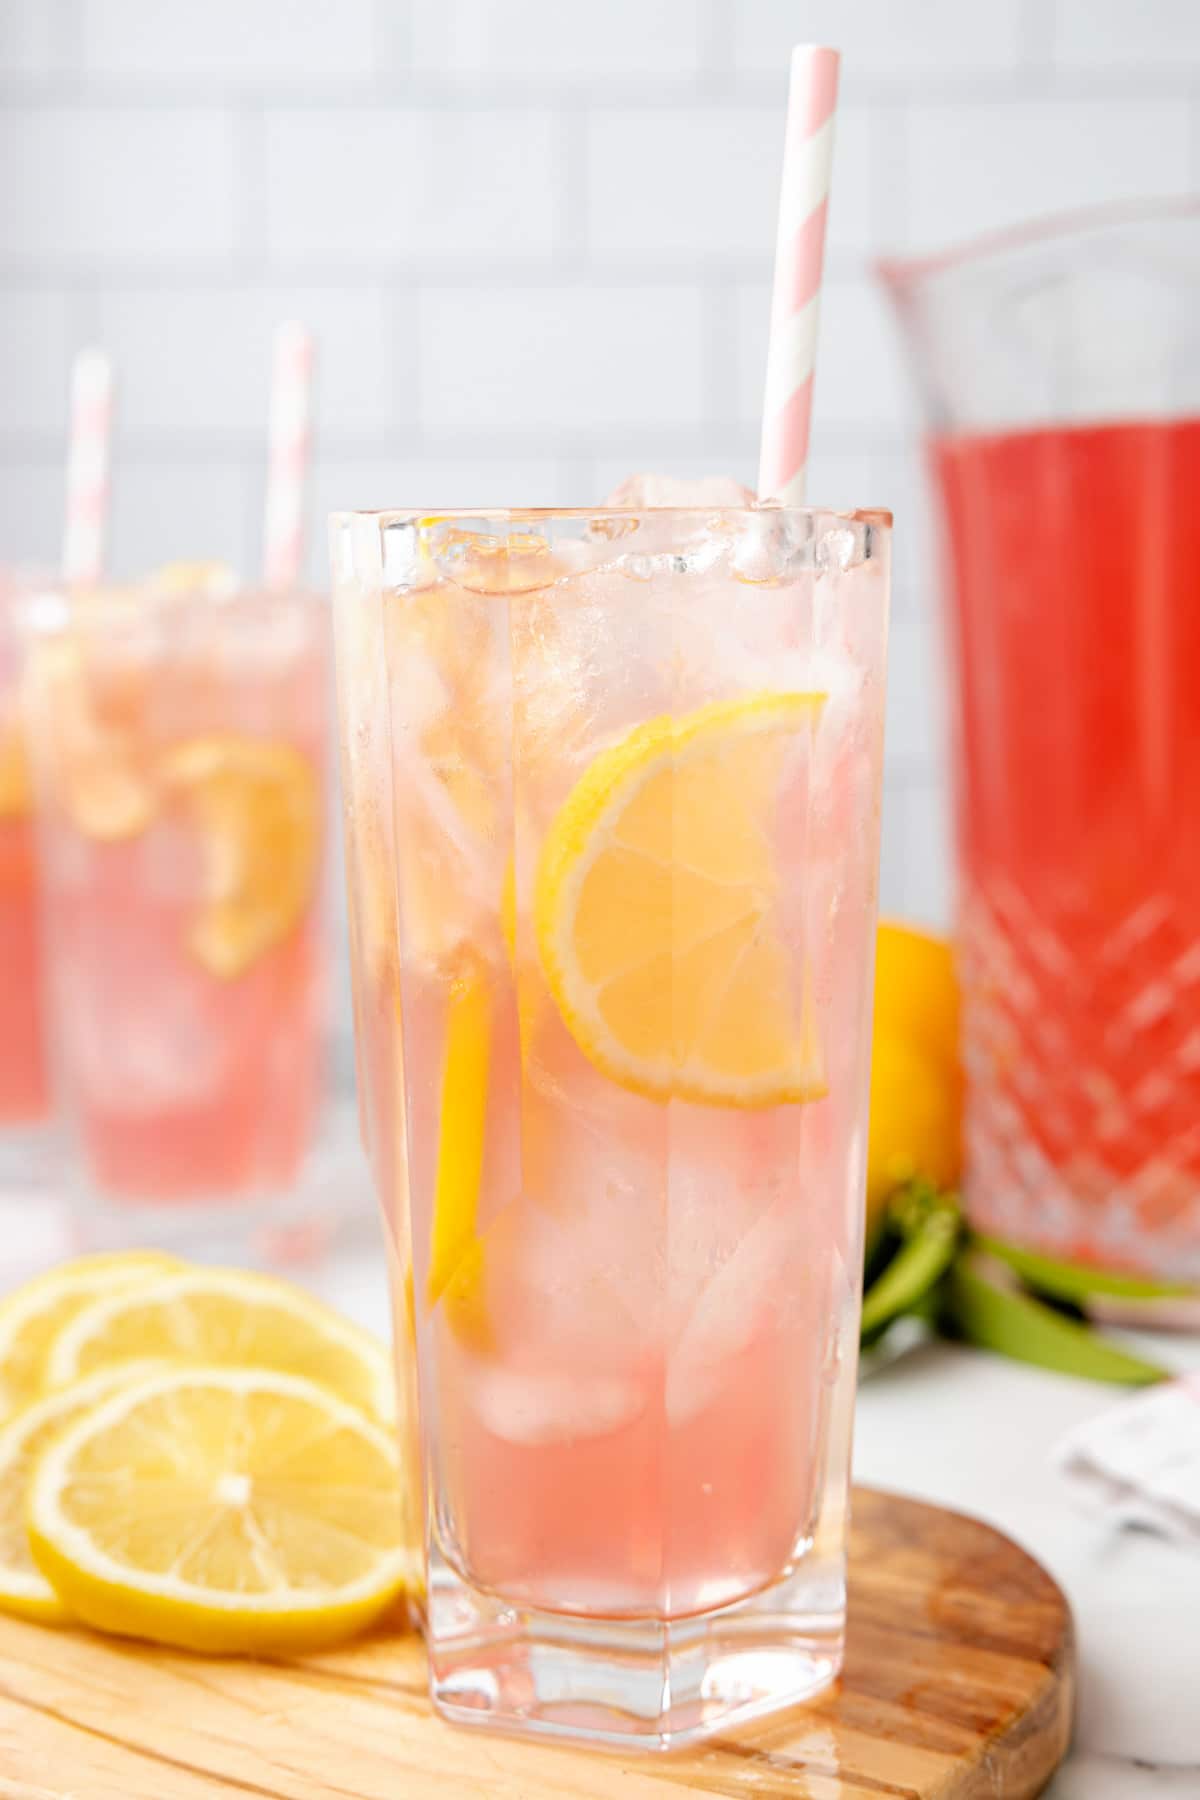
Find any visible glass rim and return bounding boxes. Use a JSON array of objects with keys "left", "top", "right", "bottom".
[
  {"left": 331, "top": 504, "right": 893, "bottom": 529},
  {"left": 14, "top": 577, "right": 325, "bottom": 638},
  {"left": 878, "top": 193, "right": 1200, "bottom": 293}
]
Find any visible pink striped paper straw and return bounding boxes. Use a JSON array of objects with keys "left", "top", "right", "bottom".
[
  {"left": 62, "top": 348, "right": 114, "bottom": 585},
  {"left": 757, "top": 45, "right": 840, "bottom": 505},
  {"left": 262, "top": 320, "right": 315, "bottom": 589}
]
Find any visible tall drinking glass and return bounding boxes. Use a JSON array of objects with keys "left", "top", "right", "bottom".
[
  {"left": 883, "top": 200, "right": 1200, "bottom": 1282},
  {"left": 332, "top": 505, "right": 889, "bottom": 1748},
  {"left": 21, "top": 576, "right": 332, "bottom": 1257},
  {"left": 0, "top": 574, "right": 50, "bottom": 1161}
]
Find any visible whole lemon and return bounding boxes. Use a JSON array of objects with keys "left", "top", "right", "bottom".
[
  {"left": 866, "top": 922, "right": 963, "bottom": 1242},
  {"left": 873, "top": 920, "right": 960, "bottom": 1078}
]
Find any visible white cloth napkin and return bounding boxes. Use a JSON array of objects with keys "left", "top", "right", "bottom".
[{"left": 1056, "top": 1373, "right": 1200, "bottom": 1545}]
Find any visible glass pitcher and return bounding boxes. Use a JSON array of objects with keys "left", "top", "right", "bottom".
[{"left": 882, "top": 200, "right": 1200, "bottom": 1284}]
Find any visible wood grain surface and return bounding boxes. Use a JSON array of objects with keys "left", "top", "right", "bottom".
[{"left": 0, "top": 1488, "right": 1073, "bottom": 1799}]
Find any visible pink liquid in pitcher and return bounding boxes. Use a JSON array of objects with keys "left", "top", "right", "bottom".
[{"left": 935, "top": 416, "right": 1200, "bottom": 1273}]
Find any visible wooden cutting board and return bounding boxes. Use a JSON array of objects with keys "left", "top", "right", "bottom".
[{"left": 0, "top": 1489, "right": 1073, "bottom": 1799}]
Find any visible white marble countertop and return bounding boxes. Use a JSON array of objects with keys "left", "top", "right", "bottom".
[
  {"left": 852, "top": 1330, "right": 1200, "bottom": 1798},
  {"left": 317, "top": 1238, "right": 1200, "bottom": 1799}
]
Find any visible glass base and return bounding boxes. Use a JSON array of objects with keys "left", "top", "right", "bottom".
[
  {"left": 0, "top": 1118, "right": 58, "bottom": 1190},
  {"left": 425, "top": 1541, "right": 845, "bottom": 1751},
  {"left": 65, "top": 1101, "right": 377, "bottom": 1272}
]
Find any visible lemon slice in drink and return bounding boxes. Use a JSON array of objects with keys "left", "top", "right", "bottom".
[
  {"left": 43, "top": 1268, "right": 394, "bottom": 1422},
  {"left": 0, "top": 1363, "right": 164, "bottom": 1623},
  {"left": 426, "top": 965, "right": 493, "bottom": 1350},
  {"left": 161, "top": 735, "right": 320, "bottom": 980},
  {"left": 535, "top": 692, "right": 826, "bottom": 1107},
  {"left": 0, "top": 1252, "right": 178, "bottom": 1417},
  {"left": 23, "top": 641, "right": 157, "bottom": 842},
  {"left": 0, "top": 720, "right": 30, "bottom": 819},
  {"left": 147, "top": 561, "right": 237, "bottom": 599},
  {"left": 26, "top": 1366, "right": 412, "bottom": 1654}
]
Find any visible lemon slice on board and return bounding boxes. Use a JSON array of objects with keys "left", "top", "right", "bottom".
[
  {"left": 26, "top": 1366, "right": 412, "bottom": 1654},
  {"left": 161, "top": 736, "right": 320, "bottom": 980},
  {"left": 535, "top": 691, "right": 826, "bottom": 1108},
  {"left": 0, "top": 1253, "right": 178, "bottom": 1418},
  {"left": 43, "top": 1268, "right": 393, "bottom": 1422},
  {"left": 0, "top": 1363, "right": 165, "bottom": 1623}
]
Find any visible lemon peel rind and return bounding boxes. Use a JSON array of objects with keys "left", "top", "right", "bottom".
[
  {"left": 0, "top": 1361, "right": 171, "bottom": 1624},
  {"left": 42, "top": 1267, "right": 394, "bottom": 1421},
  {"left": 160, "top": 735, "right": 321, "bottom": 982},
  {"left": 0, "top": 1252, "right": 179, "bottom": 1416}
]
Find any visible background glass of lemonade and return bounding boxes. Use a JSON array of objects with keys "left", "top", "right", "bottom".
[
  {"left": 21, "top": 574, "right": 332, "bottom": 1259},
  {"left": 332, "top": 504, "right": 889, "bottom": 1749},
  {"left": 0, "top": 572, "right": 51, "bottom": 1167}
]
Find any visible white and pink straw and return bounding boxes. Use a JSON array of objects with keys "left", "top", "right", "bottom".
[
  {"left": 262, "top": 320, "right": 315, "bottom": 590},
  {"left": 62, "top": 348, "right": 114, "bottom": 586},
  {"left": 757, "top": 45, "right": 840, "bottom": 506}
]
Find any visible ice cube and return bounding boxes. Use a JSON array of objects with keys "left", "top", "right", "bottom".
[
  {"left": 428, "top": 528, "right": 575, "bottom": 596},
  {"left": 470, "top": 1364, "right": 644, "bottom": 1446},
  {"left": 62, "top": 933, "right": 223, "bottom": 1110},
  {"left": 603, "top": 474, "right": 756, "bottom": 509}
]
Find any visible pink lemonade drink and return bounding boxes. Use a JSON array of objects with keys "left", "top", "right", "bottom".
[
  {"left": 332, "top": 506, "right": 889, "bottom": 1748},
  {"left": 22, "top": 579, "right": 328, "bottom": 1227},
  {"left": 0, "top": 579, "right": 49, "bottom": 1131}
]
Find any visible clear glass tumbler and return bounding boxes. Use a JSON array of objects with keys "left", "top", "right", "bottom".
[
  {"left": 332, "top": 504, "right": 889, "bottom": 1749},
  {"left": 21, "top": 575, "right": 333, "bottom": 1259}
]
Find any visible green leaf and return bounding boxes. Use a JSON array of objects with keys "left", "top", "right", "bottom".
[
  {"left": 860, "top": 1191, "right": 961, "bottom": 1344},
  {"left": 975, "top": 1235, "right": 1195, "bottom": 1305},
  {"left": 941, "top": 1250, "right": 1169, "bottom": 1386}
]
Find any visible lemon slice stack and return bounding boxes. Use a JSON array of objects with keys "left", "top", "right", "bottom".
[{"left": 0, "top": 1253, "right": 414, "bottom": 1655}]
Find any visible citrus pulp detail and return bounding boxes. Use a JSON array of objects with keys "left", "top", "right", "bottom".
[
  {"left": 535, "top": 691, "right": 827, "bottom": 1108},
  {"left": 161, "top": 736, "right": 320, "bottom": 980},
  {"left": 0, "top": 1363, "right": 165, "bottom": 1624},
  {"left": 26, "top": 1366, "right": 412, "bottom": 1655}
]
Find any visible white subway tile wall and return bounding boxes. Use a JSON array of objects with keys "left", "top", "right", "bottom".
[{"left": 2, "top": 0, "right": 1197, "bottom": 933}]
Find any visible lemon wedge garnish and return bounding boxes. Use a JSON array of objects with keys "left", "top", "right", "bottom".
[
  {"left": 26, "top": 1365, "right": 412, "bottom": 1654},
  {"left": 0, "top": 721, "right": 30, "bottom": 819},
  {"left": 160, "top": 735, "right": 319, "bottom": 979},
  {"left": 535, "top": 691, "right": 826, "bottom": 1107},
  {"left": 0, "top": 1363, "right": 164, "bottom": 1623},
  {"left": 146, "top": 561, "right": 237, "bottom": 599},
  {"left": 0, "top": 1252, "right": 178, "bottom": 1417},
  {"left": 42, "top": 1267, "right": 393, "bottom": 1421},
  {"left": 426, "top": 965, "right": 493, "bottom": 1350},
  {"left": 22, "top": 641, "right": 157, "bottom": 842}
]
